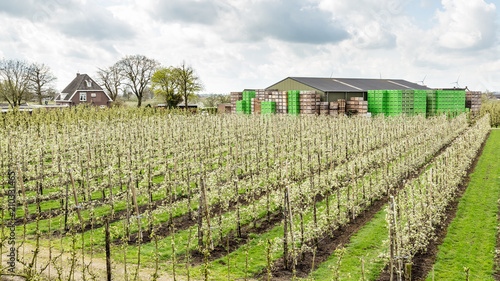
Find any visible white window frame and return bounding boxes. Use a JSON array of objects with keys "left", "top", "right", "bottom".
[
  {"left": 80, "top": 92, "right": 87, "bottom": 101},
  {"left": 91, "top": 93, "right": 96, "bottom": 98}
]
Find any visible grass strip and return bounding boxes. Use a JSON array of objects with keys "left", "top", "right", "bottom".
[
  {"left": 427, "top": 130, "right": 500, "bottom": 280},
  {"left": 308, "top": 208, "right": 388, "bottom": 280}
]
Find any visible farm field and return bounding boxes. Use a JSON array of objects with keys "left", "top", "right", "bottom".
[{"left": 0, "top": 107, "right": 493, "bottom": 280}]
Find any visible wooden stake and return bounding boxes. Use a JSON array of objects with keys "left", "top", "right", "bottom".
[
  {"left": 389, "top": 196, "right": 394, "bottom": 281},
  {"left": 17, "top": 164, "right": 28, "bottom": 216},
  {"left": 69, "top": 169, "right": 83, "bottom": 226},
  {"left": 105, "top": 218, "right": 112, "bottom": 281},
  {"left": 201, "top": 176, "right": 214, "bottom": 250}
]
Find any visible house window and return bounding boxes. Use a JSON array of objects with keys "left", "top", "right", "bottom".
[
  {"left": 80, "top": 92, "right": 87, "bottom": 101},
  {"left": 91, "top": 93, "right": 96, "bottom": 98},
  {"left": 86, "top": 80, "right": 92, "bottom": 88}
]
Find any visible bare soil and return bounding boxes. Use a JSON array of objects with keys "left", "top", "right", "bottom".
[{"left": 0, "top": 243, "right": 179, "bottom": 281}]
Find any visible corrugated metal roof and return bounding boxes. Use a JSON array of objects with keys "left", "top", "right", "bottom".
[{"left": 269, "top": 77, "right": 431, "bottom": 92}]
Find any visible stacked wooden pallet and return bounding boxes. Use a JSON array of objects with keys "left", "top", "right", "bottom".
[
  {"left": 299, "top": 91, "right": 317, "bottom": 115},
  {"left": 346, "top": 97, "right": 368, "bottom": 115},
  {"left": 338, "top": 99, "right": 346, "bottom": 115},
  {"left": 358, "top": 98, "right": 368, "bottom": 114},
  {"left": 230, "top": 92, "right": 243, "bottom": 114},
  {"left": 319, "top": 102, "right": 329, "bottom": 115},
  {"left": 255, "top": 89, "right": 267, "bottom": 101},
  {"left": 315, "top": 94, "right": 321, "bottom": 115},
  {"left": 250, "top": 98, "right": 258, "bottom": 114},
  {"left": 269, "top": 91, "right": 287, "bottom": 114},
  {"left": 281, "top": 91, "right": 288, "bottom": 114},
  {"left": 466, "top": 91, "right": 481, "bottom": 113},
  {"left": 329, "top": 102, "right": 339, "bottom": 116}
]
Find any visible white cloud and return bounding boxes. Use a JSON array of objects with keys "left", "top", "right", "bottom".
[
  {"left": 54, "top": 3, "right": 135, "bottom": 41},
  {"left": 318, "top": 0, "right": 408, "bottom": 49},
  {"left": 144, "top": 0, "right": 349, "bottom": 44},
  {"left": 0, "top": 0, "right": 135, "bottom": 41},
  {"left": 434, "top": 0, "right": 497, "bottom": 50},
  {"left": 1, "top": 0, "right": 499, "bottom": 94}
]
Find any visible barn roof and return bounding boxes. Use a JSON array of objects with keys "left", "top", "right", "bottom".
[{"left": 269, "top": 77, "right": 432, "bottom": 92}]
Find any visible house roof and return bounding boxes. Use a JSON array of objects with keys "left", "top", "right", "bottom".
[
  {"left": 60, "top": 73, "right": 105, "bottom": 101},
  {"left": 268, "top": 77, "right": 432, "bottom": 92},
  {"left": 57, "top": 73, "right": 112, "bottom": 101}
]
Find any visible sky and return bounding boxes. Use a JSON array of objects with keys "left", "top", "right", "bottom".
[{"left": 0, "top": 0, "right": 499, "bottom": 94}]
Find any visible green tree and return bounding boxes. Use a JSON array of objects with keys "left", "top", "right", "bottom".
[
  {"left": 175, "top": 61, "right": 203, "bottom": 109},
  {"left": 189, "top": 94, "right": 201, "bottom": 104},
  {"left": 202, "top": 94, "right": 231, "bottom": 108},
  {"left": 151, "top": 67, "right": 183, "bottom": 108}
]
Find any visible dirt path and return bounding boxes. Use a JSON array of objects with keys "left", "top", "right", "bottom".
[{"left": 0, "top": 243, "right": 182, "bottom": 281}]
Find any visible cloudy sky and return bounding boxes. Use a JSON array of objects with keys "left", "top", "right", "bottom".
[{"left": 1, "top": 0, "right": 499, "bottom": 94}]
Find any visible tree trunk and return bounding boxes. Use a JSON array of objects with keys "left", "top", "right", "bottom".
[
  {"left": 197, "top": 183, "right": 204, "bottom": 247},
  {"left": 105, "top": 218, "right": 112, "bottom": 281},
  {"left": 137, "top": 95, "right": 142, "bottom": 107}
]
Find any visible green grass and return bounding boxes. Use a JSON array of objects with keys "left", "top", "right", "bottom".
[
  {"left": 309, "top": 209, "right": 388, "bottom": 280},
  {"left": 427, "top": 129, "right": 500, "bottom": 280}
]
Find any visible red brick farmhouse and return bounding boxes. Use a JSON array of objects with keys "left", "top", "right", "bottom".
[{"left": 55, "top": 73, "right": 112, "bottom": 107}]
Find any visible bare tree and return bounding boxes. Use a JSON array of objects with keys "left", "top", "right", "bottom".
[
  {"left": 96, "top": 64, "right": 123, "bottom": 102},
  {"left": 30, "top": 63, "right": 57, "bottom": 104},
  {"left": 116, "top": 55, "right": 159, "bottom": 107},
  {"left": 175, "top": 61, "right": 203, "bottom": 109},
  {"left": 0, "top": 59, "right": 34, "bottom": 106}
]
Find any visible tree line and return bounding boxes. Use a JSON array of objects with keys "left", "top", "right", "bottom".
[
  {"left": 98, "top": 55, "right": 203, "bottom": 108},
  {"left": 0, "top": 59, "right": 57, "bottom": 106},
  {"left": 0, "top": 55, "right": 205, "bottom": 108}
]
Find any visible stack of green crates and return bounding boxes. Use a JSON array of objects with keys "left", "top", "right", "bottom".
[
  {"left": 426, "top": 90, "right": 438, "bottom": 116},
  {"left": 385, "top": 90, "right": 402, "bottom": 116},
  {"left": 402, "top": 90, "right": 414, "bottom": 115},
  {"left": 261, "top": 101, "right": 276, "bottom": 115},
  {"left": 412, "top": 90, "right": 427, "bottom": 115},
  {"left": 367, "top": 90, "right": 384, "bottom": 115},
  {"left": 366, "top": 89, "right": 466, "bottom": 118},
  {"left": 452, "top": 90, "right": 466, "bottom": 114},
  {"left": 426, "top": 90, "right": 466, "bottom": 117},
  {"left": 436, "top": 90, "right": 452, "bottom": 114},
  {"left": 367, "top": 89, "right": 431, "bottom": 117},
  {"left": 288, "top": 90, "right": 300, "bottom": 116},
  {"left": 242, "top": 91, "right": 255, "bottom": 114},
  {"left": 235, "top": 100, "right": 247, "bottom": 114}
]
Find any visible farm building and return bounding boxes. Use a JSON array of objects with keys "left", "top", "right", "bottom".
[
  {"left": 55, "top": 73, "right": 112, "bottom": 107},
  {"left": 217, "top": 103, "right": 232, "bottom": 113},
  {"left": 267, "top": 77, "right": 431, "bottom": 102},
  {"left": 231, "top": 77, "right": 475, "bottom": 117}
]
